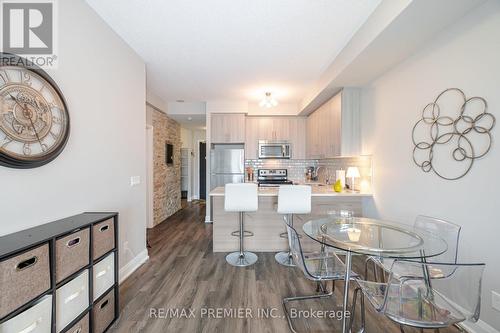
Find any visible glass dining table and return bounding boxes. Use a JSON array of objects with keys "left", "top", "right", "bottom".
[{"left": 302, "top": 216, "right": 448, "bottom": 333}]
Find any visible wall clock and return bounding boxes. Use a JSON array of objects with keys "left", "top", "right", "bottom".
[{"left": 0, "top": 53, "right": 70, "bottom": 169}]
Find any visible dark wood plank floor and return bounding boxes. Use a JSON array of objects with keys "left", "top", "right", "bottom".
[{"left": 109, "top": 201, "right": 460, "bottom": 333}]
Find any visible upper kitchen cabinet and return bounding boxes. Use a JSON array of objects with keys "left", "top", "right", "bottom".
[
  {"left": 245, "top": 116, "right": 306, "bottom": 159},
  {"left": 306, "top": 88, "right": 360, "bottom": 158},
  {"left": 211, "top": 113, "right": 246, "bottom": 143}
]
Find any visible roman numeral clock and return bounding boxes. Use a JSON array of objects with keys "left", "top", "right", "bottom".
[{"left": 0, "top": 53, "right": 70, "bottom": 168}]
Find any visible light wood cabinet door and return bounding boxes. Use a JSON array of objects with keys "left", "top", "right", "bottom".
[
  {"left": 245, "top": 117, "right": 259, "bottom": 159},
  {"left": 306, "top": 93, "right": 342, "bottom": 158},
  {"left": 327, "top": 96, "right": 341, "bottom": 157},
  {"left": 307, "top": 107, "right": 321, "bottom": 158},
  {"left": 211, "top": 113, "right": 246, "bottom": 143},
  {"left": 258, "top": 117, "right": 274, "bottom": 141},
  {"left": 289, "top": 117, "right": 306, "bottom": 159},
  {"left": 272, "top": 118, "right": 290, "bottom": 141}
]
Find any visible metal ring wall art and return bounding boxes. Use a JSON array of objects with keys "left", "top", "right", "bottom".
[{"left": 412, "top": 88, "right": 496, "bottom": 180}]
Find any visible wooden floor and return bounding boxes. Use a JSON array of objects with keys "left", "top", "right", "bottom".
[{"left": 109, "top": 201, "right": 460, "bottom": 333}]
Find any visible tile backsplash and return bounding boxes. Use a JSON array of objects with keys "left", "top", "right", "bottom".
[{"left": 245, "top": 156, "right": 372, "bottom": 192}]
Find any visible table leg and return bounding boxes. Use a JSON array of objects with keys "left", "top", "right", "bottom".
[{"left": 342, "top": 251, "right": 353, "bottom": 333}]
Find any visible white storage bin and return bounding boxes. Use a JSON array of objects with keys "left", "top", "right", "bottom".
[
  {"left": 56, "top": 270, "right": 89, "bottom": 332},
  {"left": 0, "top": 295, "right": 52, "bottom": 333},
  {"left": 93, "top": 253, "right": 115, "bottom": 301}
]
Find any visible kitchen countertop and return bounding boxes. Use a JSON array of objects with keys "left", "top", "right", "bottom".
[{"left": 209, "top": 186, "right": 372, "bottom": 197}]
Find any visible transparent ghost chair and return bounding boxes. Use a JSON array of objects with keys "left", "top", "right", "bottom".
[
  {"left": 365, "top": 215, "right": 462, "bottom": 281},
  {"left": 282, "top": 220, "right": 358, "bottom": 333},
  {"left": 350, "top": 260, "right": 485, "bottom": 333}
]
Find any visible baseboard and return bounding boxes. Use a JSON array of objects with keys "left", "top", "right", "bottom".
[
  {"left": 461, "top": 320, "right": 500, "bottom": 333},
  {"left": 205, "top": 215, "right": 213, "bottom": 223},
  {"left": 119, "top": 249, "right": 149, "bottom": 284}
]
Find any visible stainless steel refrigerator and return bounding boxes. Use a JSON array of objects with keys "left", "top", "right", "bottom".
[{"left": 210, "top": 144, "right": 245, "bottom": 190}]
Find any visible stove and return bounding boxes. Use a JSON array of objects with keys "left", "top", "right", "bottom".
[{"left": 257, "top": 169, "right": 294, "bottom": 187}]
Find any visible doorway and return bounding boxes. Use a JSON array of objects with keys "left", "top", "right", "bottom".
[{"left": 199, "top": 142, "right": 206, "bottom": 200}]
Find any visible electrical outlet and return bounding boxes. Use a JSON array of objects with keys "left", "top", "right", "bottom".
[
  {"left": 130, "top": 176, "right": 141, "bottom": 186},
  {"left": 492, "top": 291, "right": 500, "bottom": 312}
]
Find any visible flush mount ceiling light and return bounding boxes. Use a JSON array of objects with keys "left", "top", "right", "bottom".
[{"left": 259, "top": 92, "right": 278, "bottom": 108}]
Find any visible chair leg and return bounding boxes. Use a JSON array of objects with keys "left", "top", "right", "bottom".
[
  {"left": 364, "top": 256, "right": 378, "bottom": 281},
  {"left": 282, "top": 285, "right": 335, "bottom": 333},
  {"left": 349, "top": 288, "right": 365, "bottom": 333},
  {"left": 399, "top": 325, "right": 405, "bottom": 333},
  {"left": 275, "top": 214, "right": 296, "bottom": 267}
]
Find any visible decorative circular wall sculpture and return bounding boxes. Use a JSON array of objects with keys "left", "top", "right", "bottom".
[{"left": 412, "top": 88, "right": 495, "bottom": 180}]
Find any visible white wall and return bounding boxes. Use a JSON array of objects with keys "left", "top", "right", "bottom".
[
  {"left": 168, "top": 101, "right": 206, "bottom": 115},
  {"left": 0, "top": 0, "right": 147, "bottom": 275},
  {"left": 361, "top": 1, "right": 500, "bottom": 330},
  {"left": 180, "top": 127, "right": 193, "bottom": 148}
]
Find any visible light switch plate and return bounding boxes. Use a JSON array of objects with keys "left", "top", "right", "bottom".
[
  {"left": 130, "top": 176, "right": 141, "bottom": 186},
  {"left": 492, "top": 291, "right": 500, "bottom": 312}
]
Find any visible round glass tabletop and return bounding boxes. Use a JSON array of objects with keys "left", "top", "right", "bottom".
[{"left": 302, "top": 216, "right": 448, "bottom": 259}]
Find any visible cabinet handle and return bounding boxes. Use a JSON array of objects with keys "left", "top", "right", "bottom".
[
  {"left": 66, "top": 237, "right": 81, "bottom": 248},
  {"left": 18, "top": 318, "right": 42, "bottom": 333},
  {"left": 100, "top": 299, "right": 109, "bottom": 309},
  {"left": 65, "top": 286, "right": 85, "bottom": 304},
  {"left": 99, "top": 225, "right": 109, "bottom": 232},
  {"left": 96, "top": 267, "right": 109, "bottom": 278},
  {"left": 16, "top": 256, "right": 38, "bottom": 271}
]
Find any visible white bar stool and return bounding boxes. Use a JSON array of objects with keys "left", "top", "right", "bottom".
[
  {"left": 275, "top": 185, "right": 311, "bottom": 266},
  {"left": 225, "top": 183, "right": 259, "bottom": 267}
]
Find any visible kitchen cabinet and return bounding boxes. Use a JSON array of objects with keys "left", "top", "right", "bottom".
[
  {"left": 211, "top": 113, "right": 246, "bottom": 143},
  {"left": 306, "top": 96, "right": 341, "bottom": 158},
  {"left": 306, "top": 88, "right": 359, "bottom": 158},
  {"left": 245, "top": 116, "right": 306, "bottom": 159}
]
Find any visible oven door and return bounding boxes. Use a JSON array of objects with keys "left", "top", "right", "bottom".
[{"left": 258, "top": 142, "right": 291, "bottom": 159}]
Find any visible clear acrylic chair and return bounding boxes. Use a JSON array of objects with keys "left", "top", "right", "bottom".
[
  {"left": 282, "top": 220, "right": 357, "bottom": 333},
  {"left": 365, "top": 215, "right": 462, "bottom": 281},
  {"left": 351, "top": 260, "right": 485, "bottom": 333}
]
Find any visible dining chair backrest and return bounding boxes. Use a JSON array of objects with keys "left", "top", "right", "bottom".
[
  {"left": 382, "top": 260, "right": 485, "bottom": 326},
  {"left": 414, "top": 215, "right": 461, "bottom": 264},
  {"left": 285, "top": 221, "right": 324, "bottom": 280}
]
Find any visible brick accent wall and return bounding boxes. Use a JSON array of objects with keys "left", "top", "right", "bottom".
[{"left": 153, "top": 109, "right": 181, "bottom": 226}]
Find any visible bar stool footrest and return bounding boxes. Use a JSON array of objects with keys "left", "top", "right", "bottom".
[
  {"left": 231, "top": 230, "right": 254, "bottom": 237},
  {"left": 280, "top": 231, "right": 301, "bottom": 239}
]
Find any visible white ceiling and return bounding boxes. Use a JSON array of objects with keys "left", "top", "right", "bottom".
[
  {"left": 86, "top": 0, "right": 380, "bottom": 104},
  {"left": 168, "top": 113, "right": 206, "bottom": 130}
]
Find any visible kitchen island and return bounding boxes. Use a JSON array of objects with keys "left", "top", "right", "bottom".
[{"left": 210, "top": 186, "right": 372, "bottom": 252}]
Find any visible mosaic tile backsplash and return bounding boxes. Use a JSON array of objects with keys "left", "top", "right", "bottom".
[{"left": 245, "top": 155, "right": 372, "bottom": 192}]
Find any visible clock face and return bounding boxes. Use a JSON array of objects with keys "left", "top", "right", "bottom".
[{"left": 0, "top": 59, "right": 70, "bottom": 168}]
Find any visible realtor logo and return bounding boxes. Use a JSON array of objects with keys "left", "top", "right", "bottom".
[{"left": 1, "top": 0, "right": 58, "bottom": 68}]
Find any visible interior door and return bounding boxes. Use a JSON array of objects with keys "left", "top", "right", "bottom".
[{"left": 199, "top": 142, "right": 206, "bottom": 200}]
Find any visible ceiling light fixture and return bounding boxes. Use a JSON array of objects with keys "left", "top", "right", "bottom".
[{"left": 259, "top": 92, "right": 278, "bottom": 108}]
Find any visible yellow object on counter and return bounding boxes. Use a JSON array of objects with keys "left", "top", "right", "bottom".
[{"left": 333, "top": 179, "right": 343, "bottom": 192}]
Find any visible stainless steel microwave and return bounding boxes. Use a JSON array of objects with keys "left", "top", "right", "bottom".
[{"left": 258, "top": 140, "right": 291, "bottom": 159}]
